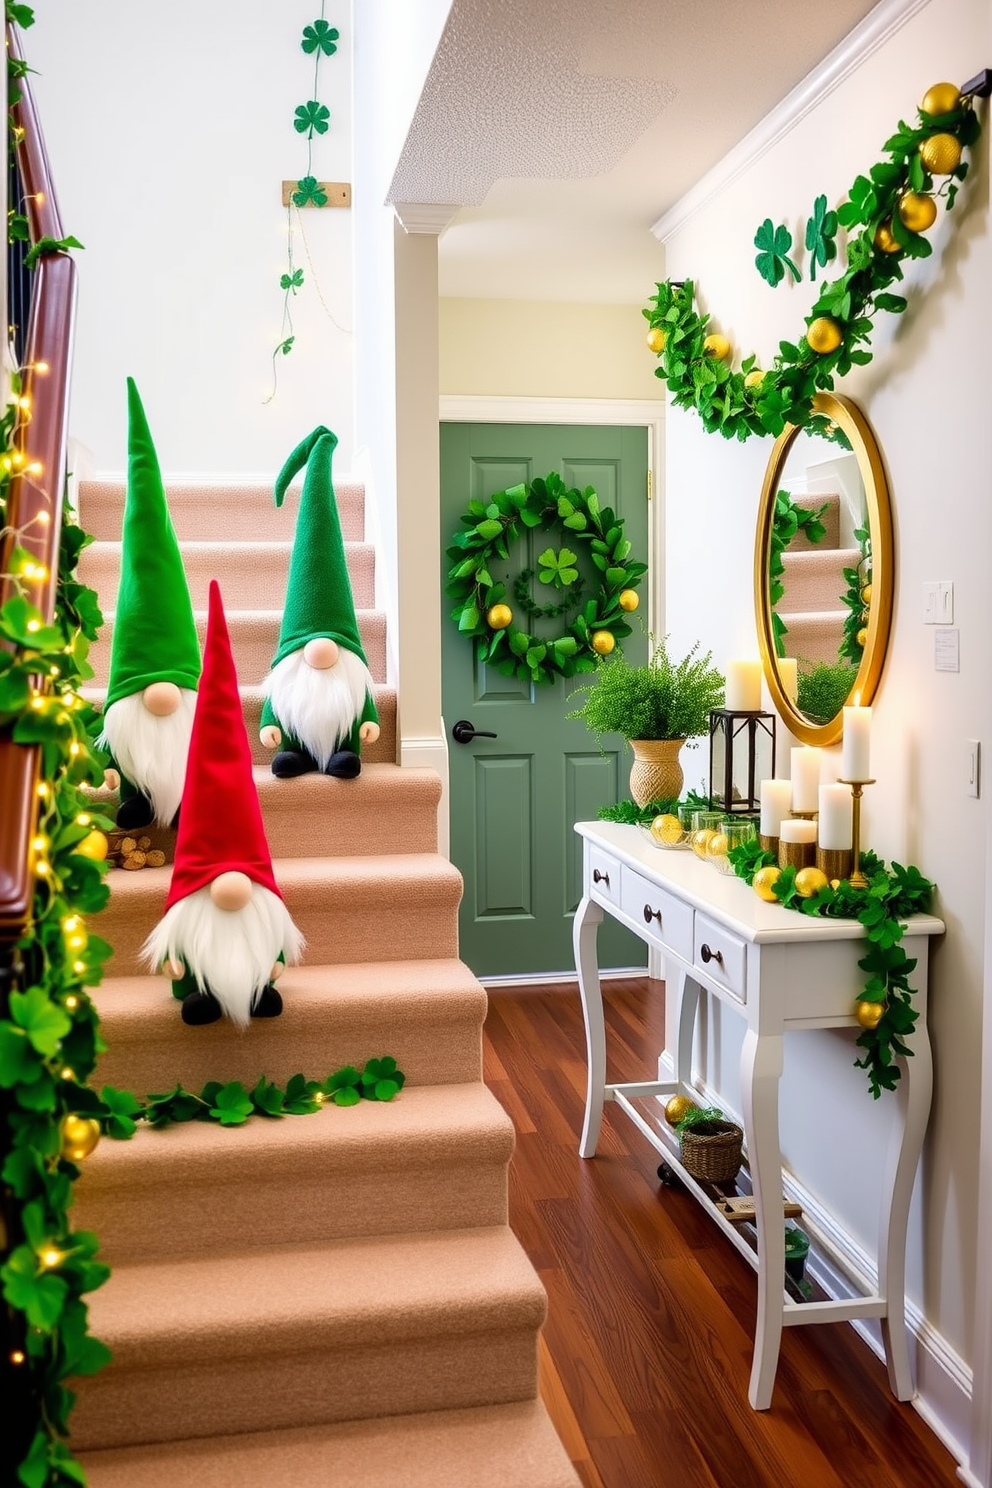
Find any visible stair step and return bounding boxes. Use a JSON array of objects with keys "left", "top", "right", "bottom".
[
  {"left": 81, "top": 681, "right": 398, "bottom": 765},
  {"left": 78, "top": 1398, "right": 581, "bottom": 1488},
  {"left": 787, "top": 489, "right": 841, "bottom": 550},
  {"left": 91, "top": 959, "right": 487, "bottom": 1093},
  {"left": 85, "top": 763, "right": 439, "bottom": 863},
  {"left": 78, "top": 539, "right": 375, "bottom": 611},
  {"left": 776, "top": 610, "right": 848, "bottom": 668},
  {"left": 779, "top": 544, "right": 861, "bottom": 611},
  {"left": 74, "top": 1081, "right": 513, "bottom": 1262},
  {"left": 95, "top": 854, "right": 462, "bottom": 977},
  {"left": 72, "top": 1227, "right": 547, "bottom": 1448},
  {"left": 88, "top": 607, "right": 388, "bottom": 688},
  {"left": 78, "top": 479, "right": 367, "bottom": 545}
]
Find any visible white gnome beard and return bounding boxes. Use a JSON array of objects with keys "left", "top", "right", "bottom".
[
  {"left": 264, "top": 646, "right": 374, "bottom": 770},
  {"left": 97, "top": 688, "right": 198, "bottom": 826},
  {"left": 142, "top": 884, "right": 304, "bottom": 1027}
]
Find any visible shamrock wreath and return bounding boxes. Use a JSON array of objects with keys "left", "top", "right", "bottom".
[{"left": 446, "top": 472, "right": 647, "bottom": 685}]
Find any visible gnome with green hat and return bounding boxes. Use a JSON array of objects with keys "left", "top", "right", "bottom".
[
  {"left": 95, "top": 378, "right": 201, "bottom": 828},
  {"left": 260, "top": 427, "right": 379, "bottom": 779}
]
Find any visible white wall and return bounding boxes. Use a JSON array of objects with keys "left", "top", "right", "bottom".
[
  {"left": 661, "top": 0, "right": 990, "bottom": 1452},
  {"left": 29, "top": 0, "right": 354, "bottom": 475}
]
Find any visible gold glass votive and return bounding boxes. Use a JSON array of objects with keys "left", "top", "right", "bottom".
[
  {"left": 759, "top": 833, "right": 778, "bottom": 856},
  {"left": 816, "top": 846, "right": 852, "bottom": 882},
  {"left": 779, "top": 838, "right": 815, "bottom": 870}
]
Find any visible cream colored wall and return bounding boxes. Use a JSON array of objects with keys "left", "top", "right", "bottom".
[
  {"left": 439, "top": 299, "right": 662, "bottom": 400},
  {"left": 661, "top": 0, "right": 990, "bottom": 1444}
]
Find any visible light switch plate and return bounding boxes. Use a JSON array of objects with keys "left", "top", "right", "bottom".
[{"left": 967, "top": 739, "right": 981, "bottom": 798}]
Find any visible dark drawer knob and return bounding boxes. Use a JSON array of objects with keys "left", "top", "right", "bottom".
[
  {"left": 593, "top": 868, "right": 610, "bottom": 887},
  {"left": 700, "top": 942, "right": 723, "bottom": 966},
  {"left": 643, "top": 904, "right": 662, "bottom": 926}
]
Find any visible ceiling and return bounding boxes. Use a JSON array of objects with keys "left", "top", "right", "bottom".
[{"left": 387, "top": 0, "right": 882, "bottom": 302}]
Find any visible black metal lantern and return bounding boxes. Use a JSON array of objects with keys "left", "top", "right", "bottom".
[{"left": 708, "top": 710, "right": 776, "bottom": 815}]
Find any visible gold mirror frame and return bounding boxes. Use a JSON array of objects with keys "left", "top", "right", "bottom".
[{"left": 754, "top": 392, "right": 894, "bottom": 747}]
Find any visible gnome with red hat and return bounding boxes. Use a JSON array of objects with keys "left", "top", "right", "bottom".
[{"left": 143, "top": 581, "right": 304, "bottom": 1026}]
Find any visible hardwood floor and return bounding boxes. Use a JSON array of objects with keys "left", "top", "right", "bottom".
[{"left": 483, "top": 978, "right": 961, "bottom": 1488}]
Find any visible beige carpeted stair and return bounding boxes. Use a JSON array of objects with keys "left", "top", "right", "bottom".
[
  {"left": 70, "top": 475, "right": 579, "bottom": 1486},
  {"left": 777, "top": 490, "right": 857, "bottom": 668}
]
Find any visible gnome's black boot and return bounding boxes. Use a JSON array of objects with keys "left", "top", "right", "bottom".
[
  {"left": 180, "top": 989, "right": 223, "bottom": 1026},
  {"left": 251, "top": 984, "right": 283, "bottom": 1018},
  {"left": 272, "top": 747, "right": 318, "bottom": 779},
  {"left": 324, "top": 749, "right": 361, "bottom": 779},
  {"left": 116, "top": 791, "right": 155, "bottom": 830}
]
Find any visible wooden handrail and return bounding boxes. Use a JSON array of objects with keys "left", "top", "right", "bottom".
[{"left": 0, "top": 25, "right": 77, "bottom": 941}]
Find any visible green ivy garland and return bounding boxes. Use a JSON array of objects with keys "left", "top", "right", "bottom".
[
  {"left": 644, "top": 85, "right": 982, "bottom": 440},
  {"left": 839, "top": 522, "right": 871, "bottom": 666},
  {"left": 769, "top": 490, "right": 827, "bottom": 658},
  {"left": 446, "top": 472, "right": 647, "bottom": 685},
  {"left": 728, "top": 838, "right": 934, "bottom": 1099}
]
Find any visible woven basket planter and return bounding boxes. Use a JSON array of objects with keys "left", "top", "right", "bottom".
[{"left": 678, "top": 1120, "right": 743, "bottom": 1184}]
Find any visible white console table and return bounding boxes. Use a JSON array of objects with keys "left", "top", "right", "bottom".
[{"left": 573, "top": 820, "right": 944, "bottom": 1410}]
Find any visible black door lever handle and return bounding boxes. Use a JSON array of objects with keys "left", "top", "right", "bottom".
[{"left": 452, "top": 719, "right": 498, "bottom": 744}]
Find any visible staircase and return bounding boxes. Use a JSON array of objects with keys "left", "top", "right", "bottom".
[
  {"left": 69, "top": 475, "right": 579, "bottom": 1486},
  {"left": 776, "top": 491, "right": 860, "bottom": 667}
]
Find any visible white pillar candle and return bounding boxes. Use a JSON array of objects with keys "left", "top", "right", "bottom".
[
  {"left": 777, "top": 657, "right": 798, "bottom": 704},
  {"left": 759, "top": 779, "right": 793, "bottom": 837},
  {"left": 841, "top": 705, "right": 872, "bottom": 781},
  {"left": 725, "top": 659, "right": 762, "bottom": 712},
  {"left": 817, "top": 783, "right": 853, "bottom": 850},
  {"left": 790, "top": 746, "right": 822, "bottom": 814},
  {"left": 779, "top": 818, "right": 817, "bottom": 844}
]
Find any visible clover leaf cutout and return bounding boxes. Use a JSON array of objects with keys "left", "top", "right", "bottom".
[
  {"left": 537, "top": 547, "right": 579, "bottom": 588},
  {"left": 293, "top": 100, "right": 331, "bottom": 137},
  {"left": 754, "top": 218, "right": 801, "bottom": 287},
  {"left": 302, "top": 19, "right": 339, "bottom": 55},
  {"left": 280, "top": 268, "right": 304, "bottom": 293},
  {"left": 805, "top": 194, "right": 839, "bottom": 280},
  {"left": 293, "top": 175, "right": 328, "bottom": 208}
]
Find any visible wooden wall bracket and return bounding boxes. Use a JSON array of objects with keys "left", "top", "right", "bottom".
[{"left": 280, "top": 180, "right": 351, "bottom": 208}]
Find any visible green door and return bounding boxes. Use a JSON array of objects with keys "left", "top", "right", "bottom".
[{"left": 440, "top": 422, "right": 650, "bottom": 979}]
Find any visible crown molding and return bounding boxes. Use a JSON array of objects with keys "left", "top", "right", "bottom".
[
  {"left": 651, "top": 0, "right": 933, "bottom": 244},
  {"left": 392, "top": 202, "right": 461, "bottom": 235}
]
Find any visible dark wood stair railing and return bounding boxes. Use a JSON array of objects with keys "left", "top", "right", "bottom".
[{"left": 0, "top": 23, "right": 77, "bottom": 945}]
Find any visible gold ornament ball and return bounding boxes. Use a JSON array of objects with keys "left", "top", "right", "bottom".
[
  {"left": 744, "top": 369, "right": 765, "bottom": 390},
  {"left": 60, "top": 1114, "right": 101, "bottom": 1162},
  {"left": 856, "top": 626, "right": 869, "bottom": 648},
  {"left": 75, "top": 830, "right": 109, "bottom": 862},
  {"left": 753, "top": 865, "right": 782, "bottom": 902},
  {"left": 690, "top": 828, "right": 715, "bottom": 860},
  {"left": 706, "top": 831, "right": 729, "bottom": 861},
  {"left": 806, "top": 318, "right": 843, "bottom": 354},
  {"left": 897, "top": 191, "right": 938, "bottom": 233},
  {"left": 486, "top": 603, "right": 513, "bottom": 630},
  {"left": 856, "top": 1000, "right": 886, "bottom": 1030},
  {"left": 703, "top": 333, "right": 731, "bottom": 362},
  {"left": 591, "top": 630, "right": 615, "bottom": 656},
  {"left": 618, "top": 589, "right": 639, "bottom": 613},
  {"left": 873, "top": 221, "right": 901, "bottom": 254},
  {"left": 921, "top": 82, "right": 961, "bottom": 116},
  {"left": 664, "top": 1094, "right": 698, "bottom": 1126},
  {"left": 861, "top": 583, "right": 873, "bottom": 604},
  {"left": 650, "top": 814, "right": 683, "bottom": 846},
  {"left": 795, "top": 866, "right": 829, "bottom": 898},
  {"left": 646, "top": 326, "right": 667, "bottom": 353},
  {"left": 919, "top": 132, "right": 963, "bottom": 175}
]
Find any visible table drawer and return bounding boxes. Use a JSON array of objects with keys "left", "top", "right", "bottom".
[
  {"left": 588, "top": 846, "right": 621, "bottom": 908},
  {"left": 620, "top": 866, "right": 694, "bottom": 961},
  {"left": 693, "top": 914, "right": 747, "bottom": 1003}
]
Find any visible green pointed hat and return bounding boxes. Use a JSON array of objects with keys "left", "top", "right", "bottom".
[
  {"left": 105, "top": 378, "right": 201, "bottom": 709},
  {"left": 270, "top": 426, "right": 368, "bottom": 669}
]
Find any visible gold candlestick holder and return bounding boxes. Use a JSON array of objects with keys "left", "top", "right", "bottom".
[{"left": 837, "top": 778, "right": 875, "bottom": 888}]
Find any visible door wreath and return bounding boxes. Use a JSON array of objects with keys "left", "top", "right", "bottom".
[{"left": 445, "top": 471, "right": 647, "bottom": 685}]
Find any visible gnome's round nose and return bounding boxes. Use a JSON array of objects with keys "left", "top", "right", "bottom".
[
  {"left": 142, "top": 681, "right": 183, "bottom": 716},
  {"left": 209, "top": 871, "right": 254, "bottom": 912},
  {"left": 303, "top": 637, "right": 339, "bottom": 670}
]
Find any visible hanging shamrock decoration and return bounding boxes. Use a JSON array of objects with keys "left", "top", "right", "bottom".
[
  {"left": 302, "top": 18, "right": 339, "bottom": 54},
  {"left": 292, "top": 175, "right": 329, "bottom": 207},
  {"left": 293, "top": 100, "right": 331, "bottom": 137},
  {"left": 805, "top": 193, "right": 839, "bottom": 279},
  {"left": 753, "top": 218, "right": 800, "bottom": 286}
]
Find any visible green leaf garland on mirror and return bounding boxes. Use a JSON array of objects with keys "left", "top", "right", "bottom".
[
  {"left": 446, "top": 472, "right": 647, "bottom": 685},
  {"left": 728, "top": 838, "right": 934, "bottom": 1098},
  {"left": 645, "top": 82, "right": 982, "bottom": 440}
]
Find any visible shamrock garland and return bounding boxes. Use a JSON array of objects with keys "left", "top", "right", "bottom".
[
  {"left": 728, "top": 838, "right": 934, "bottom": 1099},
  {"left": 446, "top": 472, "right": 646, "bottom": 685},
  {"left": 645, "top": 81, "right": 983, "bottom": 441}
]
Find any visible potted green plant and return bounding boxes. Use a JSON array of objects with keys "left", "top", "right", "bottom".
[
  {"left": 567, "top": 635, "right": 724, "bottom": 806},
  {"left": 784, "top": 1225, "right": 811, "bottom": 1283},
  {"left": 673, "top": 1104, "right": 743, "bottom": 1184}
]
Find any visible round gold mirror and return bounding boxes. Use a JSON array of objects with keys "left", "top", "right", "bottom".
[{"left": 754, "top": 392, "right": 893, "bottom": 746}]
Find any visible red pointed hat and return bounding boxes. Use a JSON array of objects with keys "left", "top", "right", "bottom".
[{"left": 165, "top": 580, "right": 280, "bottom": 909}]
